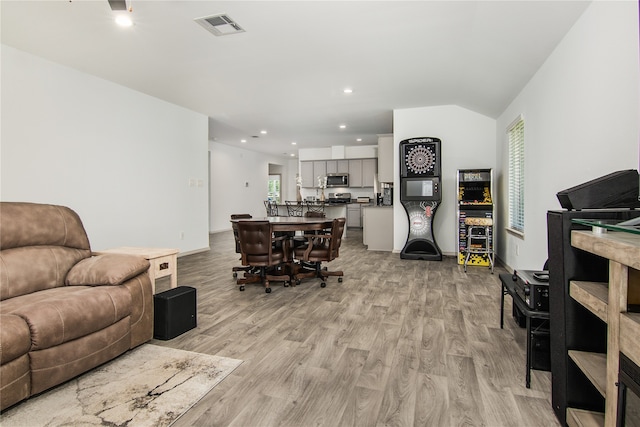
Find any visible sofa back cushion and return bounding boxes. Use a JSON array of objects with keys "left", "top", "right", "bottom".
[{"left": 0, "top": 202, "right": 91, "bottom": 300}]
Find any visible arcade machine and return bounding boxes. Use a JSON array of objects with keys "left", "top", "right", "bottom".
[
  {"left": 400, "top": 137, "right": 442, "bottom": 260},
  {"left": 456, "top": 169, "right": 494, "bottom": 270}
]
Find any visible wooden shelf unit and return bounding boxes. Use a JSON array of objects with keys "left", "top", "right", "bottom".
[{"left": 569, "top": 229, "right": 640, "bottom": 427}]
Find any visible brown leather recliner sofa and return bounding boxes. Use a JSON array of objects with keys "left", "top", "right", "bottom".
[{"left": 0, "top": 202, "right": 154, "bottom": 410}]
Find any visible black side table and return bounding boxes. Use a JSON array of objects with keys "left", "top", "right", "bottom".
[{"left": 499, "top": 273, "right": 550, "bottom": 388}]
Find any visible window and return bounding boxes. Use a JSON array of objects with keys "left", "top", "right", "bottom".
[
  {"left": 508, "top": 116, "right": 525, "bottom": 235},
  {"left": 267, "top": 174, "right": 281, "bottom": 204}
]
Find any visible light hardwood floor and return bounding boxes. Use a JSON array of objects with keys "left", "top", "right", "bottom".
[{"left": 152, "top": 229, "right": 560, "bottom": 427}]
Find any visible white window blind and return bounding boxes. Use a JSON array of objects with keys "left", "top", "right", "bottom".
[{"left": 508, "top": 117, "right": 525, "bottom": 234}]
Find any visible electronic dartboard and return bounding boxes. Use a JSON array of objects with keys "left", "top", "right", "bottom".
[
  {"left": 399, "top": 137, "right": 442, "bottom": 261},
  {"left": 401, "top": 137, "right": 441, "bottom": 178}
]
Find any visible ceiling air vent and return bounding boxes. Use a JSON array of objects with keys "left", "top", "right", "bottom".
[{"left": 194, "top": 14, "right": 245, "bottom": 36}]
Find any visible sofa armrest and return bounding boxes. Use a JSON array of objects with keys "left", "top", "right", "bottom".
[{"left": 65, "top": 254, "right": 150, "bottom": 286}]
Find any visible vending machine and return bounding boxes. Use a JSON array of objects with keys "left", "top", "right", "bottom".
[{"left": 399, "top": 137, "right": 442, "bottom": 260}]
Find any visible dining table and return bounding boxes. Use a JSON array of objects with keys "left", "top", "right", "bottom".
[
  {"left": 233, "top": 216, "right": 335, "bottom": 232},
  {"left": 231, "top": 216, "right": 345, "bottom": 287}
]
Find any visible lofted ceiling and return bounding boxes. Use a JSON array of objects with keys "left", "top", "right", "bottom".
[{"left": 1, "top": 1, "right": 590, "bottom": 158}]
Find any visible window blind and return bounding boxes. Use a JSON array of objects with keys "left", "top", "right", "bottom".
[{"left": 508, "top": 117, "right": 525, "bottom": 234}]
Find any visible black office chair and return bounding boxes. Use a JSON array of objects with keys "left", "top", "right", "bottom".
[{"left": 236, "top": 220, "right": 291, "bottom": 293}]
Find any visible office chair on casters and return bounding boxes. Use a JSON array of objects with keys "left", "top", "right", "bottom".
[
  {"left": 293, "top": 217, "right": 345, "bottom": 287},
  {"left": 231, "top": 214, "right": 253, "bottom": 278},
  {"left": 285, "top": 200, "right": 304, "bottom": 217},
  {"left": 236, "top": 220, "right": 291, "bottom": 293}
]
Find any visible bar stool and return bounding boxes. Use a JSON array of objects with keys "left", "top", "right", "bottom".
[{"left": 463, "top": 217, "right": 494, "bottom": 273}]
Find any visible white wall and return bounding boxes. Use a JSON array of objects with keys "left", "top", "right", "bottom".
[
  {"left": 1, "top": 45, "right": 210, "bottom": 253},
  {"left": 393, "top": 105, "right": 497, "bottom": 255},
  {"left": 208, "top": 141, "right": 293, "bottom": 232},
  {"left": 496, "top": 0, "right": 639, "bottom": 271}
]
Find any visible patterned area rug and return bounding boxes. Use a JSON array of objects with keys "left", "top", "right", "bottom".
[{"left": 1, "top": 344, "right": 242, "bottom": 426}]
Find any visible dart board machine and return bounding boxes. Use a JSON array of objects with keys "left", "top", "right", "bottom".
[{"left": 399, "top": 137, "right": 442, "bottom": 260}]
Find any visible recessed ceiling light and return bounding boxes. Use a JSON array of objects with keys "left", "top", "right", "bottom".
[
  {"left": 339, "top": 124, "right": 346, "bottom": 129},
  {"left": 115, "top": 14, "right": 133, "bottom": 27},
  {"left": 260, "top": 130, "right": 267, "bottom": 134},
  {"left": 291, "top": 142, "right": 297, "bottom": 145},
  {"left": 356, "top": 138, "right": 362, "bottom": 142},
  {"left": 240, "top": 139, "right": 247, "bottom": 143},
  {"left": 343, "top": 88, "right": 353, "bottom": 94},
  {"left": 290, "top": 153, "right": 295, "bottom": 157}
]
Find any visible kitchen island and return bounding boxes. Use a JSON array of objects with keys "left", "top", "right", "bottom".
[{"left": 362, "top": 205, "right": 393, "bottom": 251}]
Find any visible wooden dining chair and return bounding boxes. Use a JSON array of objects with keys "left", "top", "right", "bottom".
[
  {"left": 236, "top": 220, "right": 290, "bottom": 293},
  {"left": 231, "top": 214, "right": 253, "bottom": 278},
  {"left": 285, "top": 200, "right": 303, "bottom": 217},
  {"left": 293, "top": 217, "right": 345, "bottom": 287}
]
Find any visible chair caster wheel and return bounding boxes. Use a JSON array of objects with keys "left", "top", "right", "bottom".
[
  {"left": 265, "top": 287, "right": 272, "bottom": 293},
  {"left": 233, "top": 272, "right": 238, "bottom": 278},
  {"left": 284, "top": 282, "right": 289, "bottom": 287},
  {"left": 320, "top": 282, "right": 326, "bottom": 288},
  {"left": 296, "top": 280, "right": 301, "bottom": 286},
  {"left": 338, "top": 277, "right": 343, "bottom": 282},
  {"left": 239, "top": 285, "right": 245, "bottom": 291}
]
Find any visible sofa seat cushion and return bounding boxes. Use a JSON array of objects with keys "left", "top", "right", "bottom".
[{"left": 1, "top": 286, "right": 132, "bottom": 351}]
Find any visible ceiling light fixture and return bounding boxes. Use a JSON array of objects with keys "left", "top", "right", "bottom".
[
  {"left": 339, "top": 124, "right": 346, "bottom": 129},
  {"left": 240, "top": 139, "right": 247, "bottom": 143},
  {"left": 343, "top": 88, "right": 353, "bottom": 94},
  {"left": 115, "top": 14, "right": 133, "bottom": 27},
  {"left": 291, "top": 142, "right": 297, "bottom": 145},
  {"left": 356, "top": 138, "right": 362, "bottom": 142},
  {"left": 260, "top": 130, "right": 267, "bottom": 134}
]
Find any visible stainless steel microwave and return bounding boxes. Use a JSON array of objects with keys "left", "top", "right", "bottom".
[{"left": 326, "top": 173, "right": 348, "bottom": 188}]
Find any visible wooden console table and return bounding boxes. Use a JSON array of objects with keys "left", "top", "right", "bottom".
[
  {"left": 94, "top": 247, "right": 178, "bottom": 294},
  {"left": 568, "top": 228, "right": 640, "bottom": 427}
]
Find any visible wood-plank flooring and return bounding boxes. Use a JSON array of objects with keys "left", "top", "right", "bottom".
[{"left": 151, "top": 229, "right": 560, "bottom": 427}]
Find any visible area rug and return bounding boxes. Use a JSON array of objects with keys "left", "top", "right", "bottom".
[{"left": 0, "top": 344, "right": 242, "bottom": 426}]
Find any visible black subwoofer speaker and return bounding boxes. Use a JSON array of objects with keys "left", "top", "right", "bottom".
[{"left": 153, "top": 286, "right": 197, "bottom": 340}]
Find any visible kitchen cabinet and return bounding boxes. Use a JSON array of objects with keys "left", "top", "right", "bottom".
[
  {"left": 348, "top": 159, "right": 377, "bottom": 188},
  {"left": 302, "top": 158, "right": 376, "bottom": 188},
  {"left": 313, "top": 161, "right": 326, "bottom": 184},
  {"left": 348, "top": 160, "right": 363, "bottom": 187},
  {"left": 327, "top": 160, "right": 349, "bottom": 174},
  {"left": 363, "top": 206, "right": 393, "bottom": 251},
  {"left": 378, "top": 134, "right": 394, "bottom": 183},
  {"left": 300, "top": 161, "right": 314, "bottom": 188},
  {"left": 362, "top": 158, "right": 377, "bottom": 187},
  {"left": 347, "top": 203, "right": 362, "bottom": 228}
]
